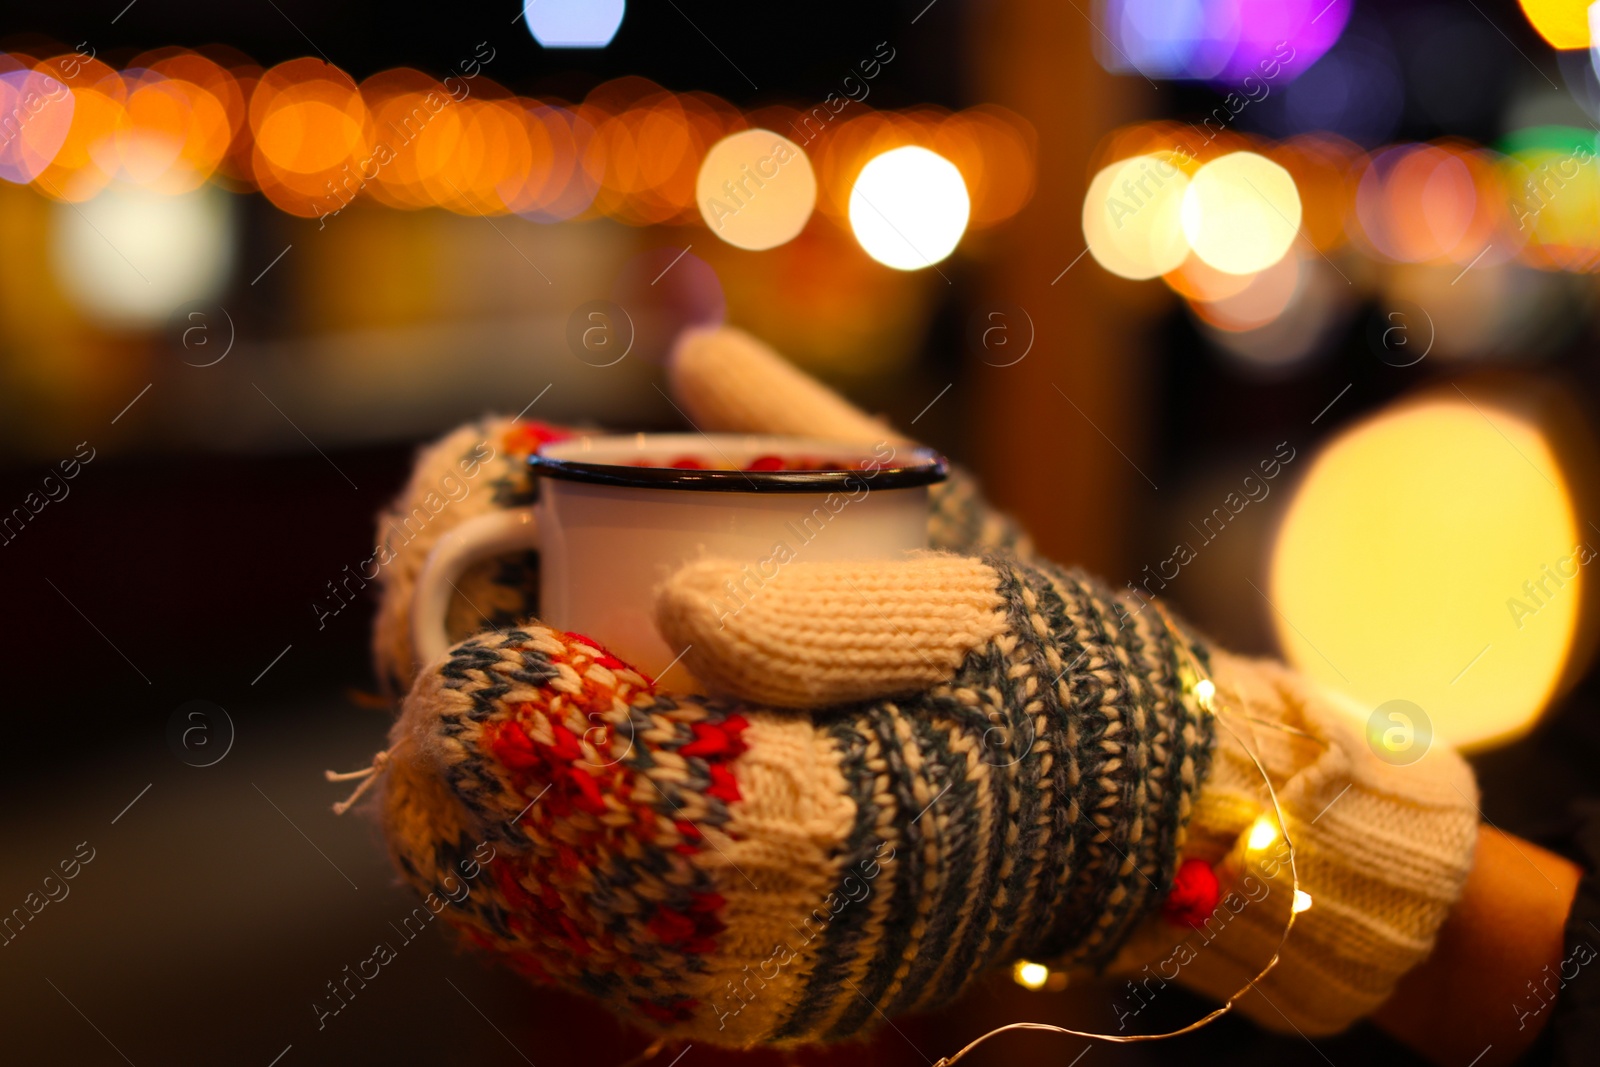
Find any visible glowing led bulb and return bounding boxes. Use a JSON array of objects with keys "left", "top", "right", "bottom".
[
  {"left": 1246, "top": 816, "right": 1280, "bottom": 853},
  {"left": 1293, "top": 890, "right": 1314, "bottom": 914},
  {"left": 1012, "top": 960, "right": 1050, "bottom": 990},
  {"left": 1194, "top": 678, "right": 1216, "bottom": 711},
  {"left": 848, "top": 146, "right": 970, "bottom": 270}
]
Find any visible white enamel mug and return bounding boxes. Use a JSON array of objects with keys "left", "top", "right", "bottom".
[{"left": 411, "top": 433, "right": 947, "bottom": 692}]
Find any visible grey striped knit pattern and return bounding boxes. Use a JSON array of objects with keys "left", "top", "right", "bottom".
[{"left": 764, "top": 556, "right": 1216, "bottom": 1038}]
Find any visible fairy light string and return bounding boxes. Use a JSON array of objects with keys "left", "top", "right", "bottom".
[{"left": 926, "top": 600, "right": 1324, "bottom": 1066}]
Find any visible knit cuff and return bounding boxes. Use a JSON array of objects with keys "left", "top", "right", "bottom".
[
  {"left": 370, "top": 417, "right": 565, "bottom": 697},
  {"left": 1108, "top": 651, "right": 1480, "bottom": 1035}
]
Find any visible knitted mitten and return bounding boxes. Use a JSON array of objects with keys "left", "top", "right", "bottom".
[
  {"left": 371, "top": 326, "right": 1478, "bottom": 1049},
  {"left": 370, "top": 417, "right": 573, "bottom": 698},
  {"left": 384, "top": 554, "right": 1213, "bottom": 1048},
  {"left": 659, "top": 568, "right": 1479, "bottom": 1037},
  {"left": 1100, "top": 650, "right": 1481, "bottom": 1035}
]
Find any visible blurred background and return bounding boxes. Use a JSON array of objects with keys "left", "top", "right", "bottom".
[{"left": 3, "top": 0, "right": 1599, "bottom": 1064}]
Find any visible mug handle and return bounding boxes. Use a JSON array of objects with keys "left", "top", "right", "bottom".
[{"left": 412, "top": 506, "right": 539, "bottom": 668}]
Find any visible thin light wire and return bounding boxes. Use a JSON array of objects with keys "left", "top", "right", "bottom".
[{"left": 930, "top": 603, "right": 1309, "bottom": 1065}]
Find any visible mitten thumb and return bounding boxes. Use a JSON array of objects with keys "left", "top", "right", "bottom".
[{"left": 654, "top": 553, "right": 1009, "bottom": 707}]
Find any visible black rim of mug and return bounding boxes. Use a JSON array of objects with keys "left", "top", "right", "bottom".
[{"left": 528, "top": 443, "right": 949, "bottom": 494}]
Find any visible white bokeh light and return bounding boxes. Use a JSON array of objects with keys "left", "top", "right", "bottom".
[
  {"left": 848, "top": 146, "right": 970, "bottom": 271},
  {"left": 1181, "top": 152, "right": 1302, "bottom": 275},
  {"left": 50, "top": 183, "right": 235, "bottom": 327},
  {"left": 1082, "top": 153, "right": 1191, "bottom": 280},
  {"left": 524, "top": 0, "right": 626, "bottom": 48},
  {"left": 697, "top": 130, "right": 816, "bottom": 250}
]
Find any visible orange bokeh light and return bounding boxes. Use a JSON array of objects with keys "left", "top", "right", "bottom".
[
  {"left": 7, "top": 48, "right": 1040, "bottom": 236},
  {"left": 1355, "top": 142, "right": 1514, "bottom": 266},
  {"left": 251, "top": 58, "right": 368, "bottom": 217}
]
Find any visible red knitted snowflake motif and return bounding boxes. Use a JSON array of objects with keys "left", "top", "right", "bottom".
[
  {"left": 480, "top": 630, "right": 748, "bottom": 1017},
  {"left": 502, "top": 420, "right": 574, "bottom": 457}
]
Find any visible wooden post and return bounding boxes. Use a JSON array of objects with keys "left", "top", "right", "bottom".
[{"left": 966, "top": 0, "right": 1154, "bottom": 578}]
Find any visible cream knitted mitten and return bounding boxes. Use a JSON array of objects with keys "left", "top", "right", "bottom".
[
  {"left": 1103, "top": 650, "right": 1481, "bottom": 1036},
  {"left": 661, "top": 563, "right": 1479, "bottom": 1036}
]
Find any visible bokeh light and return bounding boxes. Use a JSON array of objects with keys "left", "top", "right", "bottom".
[
  {"left": 1353, "top": 142, "right": 1513, "bottom": 265},
  {"left": 696, "top": 129, "right": 816, "bottom": 250},
  {"left": 1099, "top": 0, "right": 1351, "bottom": 83},
  {"left": 521, "top": 104, "right": 602, "bottom": 222},
  {"left": 1519, "top": 0, "right": 1592, "bottom": 49},
  {"left": 1193, "top": 248, "right": 1348, "bottom": 371},
  {"left": 1267, "top": 134, "right": 1358, "bottom": 251},
  {"left": 1213, "top": 0, "right": 1351, "bottom": 83},
  {"left": 119, "top": 72, "right": 233, "bottom": 193},
  {"left": 848, "top": 145, "right": 970, "bottom": 270},
  {"left": 0, "top": 69, "right": 73, "bottom": 184},
  {"left": 935, "top": 106, "right": 1037, "bottom": 228},
  {"left": 49, "top": 182, "right": 234, "bottom": 325},
  {"left": 1164, "top": 252, "right": 1255, "bottom": 301},
  {"left": 1012, "top": 961, "right": 1049, "bottom": 990},
  {"left": 1181, "top": 151, "right": 1301, "bottom": 274},
  {"left": 0, "top": 53, "right": 1035, "bottom": 247},
  {"left": 525, "top": 0, "right": 626, "bottom": 48},
  {"left": 1271, "top": 396, "right": 1581, "bottom": 749},
  {"left": 1503, "top": 126, "right": 1600, "bottom": 271},
  {"left": 1187, "top": 245, "right": 1299, "bottom": 330},
  {"left": 29, "top": 51, "right": 126, "bottom": 202},
  {"left": 1083, "top": 153, "right": 1191, "bottom": 280},
  {"left": 250, "top": 58, "right": 368, "bottom": 218}
]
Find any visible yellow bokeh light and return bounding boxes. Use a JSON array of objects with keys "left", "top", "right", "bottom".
[
  {"left": 1508, "top": 146, "right": 1600, "bottom": 271},
  {"left": 1271, "top": 397, "right": 1581, "bottom": 750},
  {"left": 1246, "top": 816, "right": 1279, "bottom": 853},
  {"left": 1292, "top": 890, "right": 1313, "bottom": 914},
  {"left": 1182, "top": 152, "right": 1302, "bottom": 276},
  {"left": 848, "top": 145, "right": 970, "bottom": 270},
  {"left": 1012, "top": 960, "right": 1049, "bottom": 990},
  {"left": 1518, "top": 0, "right": 1591, "bottom": 49},
  {"left": 1083, "top": 153, "right": 1190, "bottom": 280},
  {"left": 696, "top": 129, "right": 816, "bottom": 251}
]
